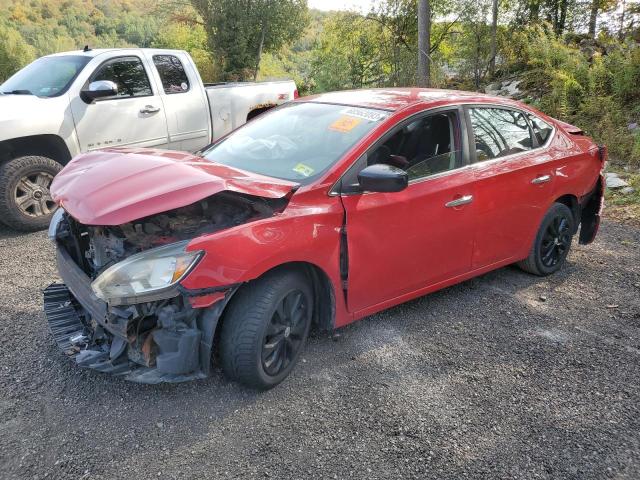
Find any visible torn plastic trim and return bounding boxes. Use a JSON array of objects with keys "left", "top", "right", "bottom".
[
  {"left": 43, "top": 279, "right": 239, "bottom": 384},
  {"left": 579, "top": 174, "right": 605, "bottom": 245}
]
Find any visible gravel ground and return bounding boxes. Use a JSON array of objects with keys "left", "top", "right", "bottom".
[{"left": 1, "top": 219, "right": 639, "bottom": 480}]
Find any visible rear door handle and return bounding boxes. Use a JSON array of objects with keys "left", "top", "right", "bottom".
[
  {"left": 445, "top": 195, "right": 473, "bottom": 208},
  {"left": 531, "top": 174, "right": 551, "bottom": 185},
  {"left": 140, "top": 105, "right": 161, "bottom": 114}
]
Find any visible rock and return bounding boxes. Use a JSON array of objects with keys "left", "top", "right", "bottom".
[
  {"left": 621, "top": 186, "right": 635, "bottom": 194},
  {"left": 484, "top": 79, "right": 522, "bottom": 99},
  {"left": 606, "top": 172, "right": 629, "bottom": 189}
]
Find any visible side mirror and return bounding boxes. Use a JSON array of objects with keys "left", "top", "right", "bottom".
[
  {"left": 81, "top": 80, "right": 118, "bottom": 103},
  {"left": 357, "top": 164, "right": 408, "bottom": 193}
]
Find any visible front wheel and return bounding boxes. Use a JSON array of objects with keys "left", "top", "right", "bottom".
[
  {"left": 220, "top": 268, "right": 313, "bottom": 390},
  {"left": 0, "top": 156, "right": 62, "bottom": 231},
  {"left": 517, "top": 202, "right": 575, "bottom": 276}
]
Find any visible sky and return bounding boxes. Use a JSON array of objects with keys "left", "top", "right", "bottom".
[{"left": 308, "top": 0, "right": 378, "bottom": 13}]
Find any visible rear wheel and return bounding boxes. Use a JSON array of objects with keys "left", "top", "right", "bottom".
[
  {"left": 220, "top": 268, "right": 313, "bottom": 389},
  {"left": 0, "top": 156, "right": 62, "bottom": 231},
  {"left": 517, "top": 203, "right": 575, "bottom": 276}
]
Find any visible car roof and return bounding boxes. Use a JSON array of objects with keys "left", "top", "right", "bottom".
[{"left": 303, "top": 87, "right": 516, "bottom": 112}]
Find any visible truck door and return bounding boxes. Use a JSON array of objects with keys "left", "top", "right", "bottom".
[
  {"left": 70, "top": 55, "right": 169, "bottom": 151},
  {"left": 146, "top": 52, "right": 210, "bottom": 152}
]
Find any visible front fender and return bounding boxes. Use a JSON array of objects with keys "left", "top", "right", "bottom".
[{"left": 181, "top": 194, "right": 349, "bottom": 324}]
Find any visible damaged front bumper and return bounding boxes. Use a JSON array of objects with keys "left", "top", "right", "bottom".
[{"left": 43, "top": 245, "right": 235, "bottom": 383}]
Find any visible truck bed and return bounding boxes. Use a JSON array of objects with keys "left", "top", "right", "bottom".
[{"left": 206, "top": 80, "right": 297, "bottom": 141}]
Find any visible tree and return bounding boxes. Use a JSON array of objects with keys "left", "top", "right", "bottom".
[
  {"left": 417, "top": 0, "right": 431, "bottom": 86},
  {"left": 588, "top": 0, "right": 600, "bottom": 36},
  {"left": 0, "top": 24, "right": 35, "bottom": 82},
  {"left": 489, "top": 0, "right": 498, "bottom": 77},
  {"left": 191, "top": 0, "right": 308, "bottom": 80}
]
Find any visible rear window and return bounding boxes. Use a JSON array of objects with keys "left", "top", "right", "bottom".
[
  {"left": 153, "top": 55, "right": 190, "bottom": 94},
  {"left": 527, "top": 113, "right": 554, "bottom": 145}
]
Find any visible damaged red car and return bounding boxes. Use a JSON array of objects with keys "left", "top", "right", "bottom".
[{"left": 45, "top": 88, "right": 606, "bottom": 389}]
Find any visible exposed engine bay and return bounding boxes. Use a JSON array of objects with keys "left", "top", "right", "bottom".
[
  {"left": 45, "top": 191, "right": 288, "bottom": 383},
  {"left": 56, "top": 191, "right": 287, "bottom": 278}
]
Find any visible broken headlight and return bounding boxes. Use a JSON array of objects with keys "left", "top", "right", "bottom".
[{"left": 91, "top": 241, "right": 202, "bottom": 304}]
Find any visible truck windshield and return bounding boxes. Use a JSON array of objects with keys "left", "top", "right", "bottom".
[
  {"left": 1, "top": 55, "right": 91, "bottom": 98},
  {"left": 201, "top": 102, "right": 389, "bottom": 183}
]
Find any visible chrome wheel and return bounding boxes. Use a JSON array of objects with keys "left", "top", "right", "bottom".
[
  {"left": 14, "top": 172, "right": 56, "bottom": 218},
  {"left": 262, "top": 289, "right": 309, "bottom": 377}
]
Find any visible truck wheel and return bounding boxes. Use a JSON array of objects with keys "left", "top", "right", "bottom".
[
  {"left": 220, "top": 268, "right": 313, "bottom": 390},
  {"left": 0, "top": 156, "right": 62, "bottom": 232},
  {"left": 517, "top": 203, "right": 575, "bottom": 276}
]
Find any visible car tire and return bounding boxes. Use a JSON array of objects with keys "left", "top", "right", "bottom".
[
  {"left": 0, "top": 156, "right": 62, "bottom": 232},
  {"left": 220, "top": 268, "right": 313, "bottom": 390},
  {"left": 517, "top": 202, "right": 575, "bottom": 276}
]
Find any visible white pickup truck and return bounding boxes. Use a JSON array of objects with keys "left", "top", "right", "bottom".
[{"left": 0, "top": 48, "right": 297, "bottom": 231}]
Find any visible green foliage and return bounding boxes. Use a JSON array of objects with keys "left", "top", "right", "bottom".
[
  {"left": 191, "top": 0, "right": 309, "bottom": 81},
  {"left": 0, "top": 22, "right": 35, "bottom": 80},
  {"left": 505, "top": 25, "right": 640, "bottom": 166},
  {"left": 152, "top": 22, "right": 217, "bottom": 82},
  {"left": 311, "top": 12, "right": 388, "bottom": 91}
]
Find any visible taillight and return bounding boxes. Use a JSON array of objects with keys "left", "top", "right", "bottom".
[{"left": 293, "top": 89, "right": 299, "bottom": 99}]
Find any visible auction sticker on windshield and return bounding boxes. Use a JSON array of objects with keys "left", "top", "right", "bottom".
[
  {"left": 340, "top": 107, "right": 389, "bottom": 122},
  {"left": 329, "top": 116, "right": 362, "bottom": 133}
]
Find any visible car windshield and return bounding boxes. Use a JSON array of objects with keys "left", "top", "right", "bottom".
[
  {"left": 201, "top": 102, "right": 389, "bottom": 183},
  {"left": 1, "top": 55, "right": 91, "bottom": 97}
]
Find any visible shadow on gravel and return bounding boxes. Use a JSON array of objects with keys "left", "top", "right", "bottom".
[
  {"left": 0, "top": 223, "right": 27, "bottom": 240},
  {"left": 2, "top": 220, "right": 638, "bottom": 479}
]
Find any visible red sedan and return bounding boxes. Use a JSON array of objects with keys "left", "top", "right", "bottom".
[{"left": 45, "top": 88, "right": 605, "bottom": 388}]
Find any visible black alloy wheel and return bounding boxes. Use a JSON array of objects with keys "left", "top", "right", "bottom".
[
  {"left": 539, "top": 215, "right": 572, "bottom": 268},
  {"left": 262, "top": 290, "right": 309, "bottom": 376},
  {"left": 517, "top": 202, "right": 575, "bottom": 276},
  {"left": 220, "top": 268, "right": 313, "bottom": 389}
]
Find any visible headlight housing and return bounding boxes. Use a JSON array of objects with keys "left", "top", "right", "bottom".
[{"left": 91, "top": 241, "right": 202, "bottom": 304}]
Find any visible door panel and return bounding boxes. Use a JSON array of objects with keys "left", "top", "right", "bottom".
[
  {"left": 147, "top": 53, "right": 209, "bottom": 152},
  {"left": 70, "top": 56, "right": 168, "bottom": 152},
  {"left": 342, "top": 169, "right": 476, "bottom": 313},
  {"left": 466, "top": 106, "right": 554, "bottom": 268},
  {"left": 471, "top": 153, "right": 554, "bottom": 267}
]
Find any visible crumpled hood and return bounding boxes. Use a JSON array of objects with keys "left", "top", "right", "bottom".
[{"left": 51, "top": 147, "right": 298, "bottom": 225}]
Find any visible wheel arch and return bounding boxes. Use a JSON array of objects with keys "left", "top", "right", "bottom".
[
  {"left": 209, "top": 260, "right": 336, "bottom": 367},
  {"left": 236, "top": 261, "right": 336, "bottom": 331},
  {"left": 0, "top": 135, "right": 72, "bottom": 166},
  {"left": 246, "top": 105, "right": 276, "bottom": 122},
  {"left": 553, "top": 193, "right": 580, "bottom": 232}
]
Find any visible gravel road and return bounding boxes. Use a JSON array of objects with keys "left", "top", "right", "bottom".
[{"left": 1, "top": 219, "right": 639, "bottom": 480}]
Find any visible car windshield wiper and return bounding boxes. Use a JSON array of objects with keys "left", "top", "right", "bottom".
[{"left": 0, "top": 89, "right": 33, "bottom": 95}]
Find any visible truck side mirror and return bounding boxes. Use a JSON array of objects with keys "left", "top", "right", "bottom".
[{"left": 80, "top": 80, "right": 118, "bottom": 103}]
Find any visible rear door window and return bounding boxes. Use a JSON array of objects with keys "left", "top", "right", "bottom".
[
  {"left": 469, "top": 107, "right": 534, "bottom": 161},
  {"left": 91, "top": 56, "right": 152, "bottom": 99},
  {"left": 527, "top": 113, "right": 553, "bottom": 145},
  {"left": 153, "top": 55, "right": 190, "bottom": 94}
]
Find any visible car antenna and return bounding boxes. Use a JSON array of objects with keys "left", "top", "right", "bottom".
[{"left": 83, "top": 45, "right": 91, "bottom": 52}]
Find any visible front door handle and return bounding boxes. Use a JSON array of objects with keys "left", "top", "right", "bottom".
[
  {"left": 140, "top": 105, "right": 161, "bottom": 114},
  {"left": 445, "top": 195, "right": 473, "bottom": 208},
  {"left": 531, "top": 174, "right": 551, "bottom": 185}
]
